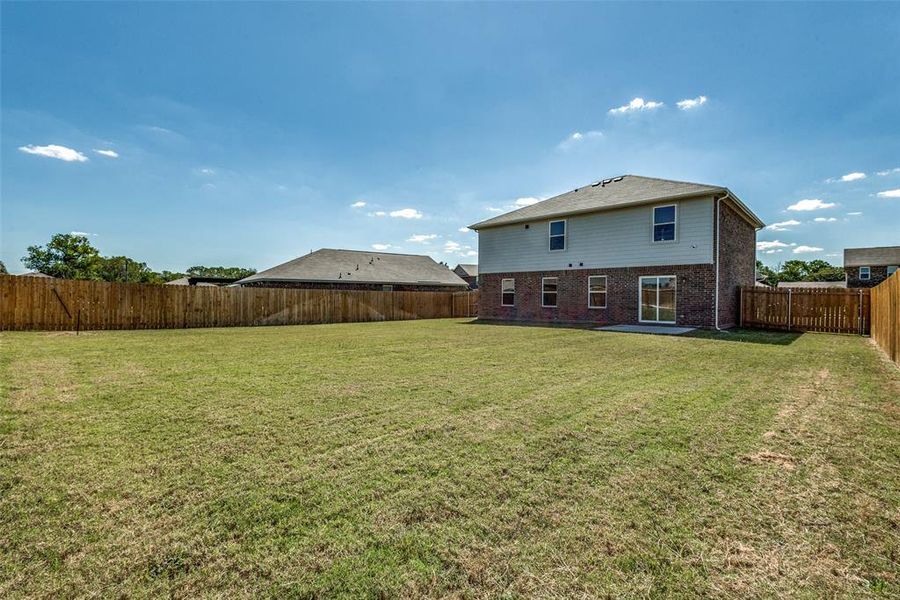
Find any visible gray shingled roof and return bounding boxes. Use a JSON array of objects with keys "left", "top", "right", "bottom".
[
  {"left": 844, "top": 246, "right": 900, "bottom": 267},
  {"left": 776, "top": 281, "right": 847, "bottom": 289},
  {"left": 469, "top": 174, "right": 763, "bottom": 229},
  {"left": 454, "top": 264, "right": 478, "bottom": 277},
  {"left": 236, "top": 249, "right": 469, "bottom": 287}
]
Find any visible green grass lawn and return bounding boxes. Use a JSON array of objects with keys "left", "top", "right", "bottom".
[{"left": 1, "top": 320, "right": 898, "bottom": 598}]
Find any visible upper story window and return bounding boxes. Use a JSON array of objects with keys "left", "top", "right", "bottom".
[
  {"left": 859, "top": 266, "right": 871, "bottom": 280},
  {"left": 501, "top": 278, "right": 515, "bottom": 306},
  {"left": 549, "top": 220, "right": 566, "bottom": 251},
  {"left": 653, "top": 205, "right": 677, "bottom": 242}
]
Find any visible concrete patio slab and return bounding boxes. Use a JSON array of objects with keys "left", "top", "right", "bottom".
[{"left": 594, "top": 324, "right": 696, "bottom": 335}]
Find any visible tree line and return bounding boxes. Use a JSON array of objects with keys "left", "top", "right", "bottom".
[
  {"left": 11, "top": 233, "right": 255, "bottom": 284},
  {"left": 756, "top": 259, "right": 845, "bottom": 287}
]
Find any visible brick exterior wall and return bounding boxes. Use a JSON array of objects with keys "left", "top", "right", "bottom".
[
  {"left": 716, "top": 200, "right": 757, "bottom": 328},
  {"left": 479, "top": 264, "right": 718, "bottom": 327},
  {"left": 845, "top": 266, "right": 893, "bottom": 288},
  {"left": 240, "top": 280, "right": 467, "bottom": 293}
]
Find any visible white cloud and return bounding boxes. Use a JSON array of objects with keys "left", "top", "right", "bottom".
[
  {"left": 608, "top": 97, "right": 664, "bottom": 115},
  {"left": 514, "top": 197, "right": 542, "bottom": 207},
  {"left": 786, "top": 198, "right": 836, "bottom": 211},
  {"left": 876, "top": 189, "right": 900, "bottom": 198},
  {"left": 762, "top": 249, "right": 783, "bottom": 254},
  {"left": 676, "top": 95, "right": 707, "bottom": 110},
  {"left": 196, "top": 167, "right": 215, "bottom": 175},
  {"left": 407, "top": 234, "right": 437, "bottom": 243},
  {"left": 351, "top": 201, "right": 367, "bottom": 208},
  {"left": 389, "top": 208, "right": 423, "bottom": 219},
  {"left": 368, "top": 211, "right": 387, "bottom": 217},
  {"left": 793, "top": 245, "right": 823, "bottom": 254},
  {"left": 443, "top": 241, "right": 462, "bottom": 252},
  {"left": 846, "top": 211, "right": 863, "bottom": 216},
  {"left": 557, "top": 130, "right": 602, "bottom": 149},
  {"left": 486, "top": 207, "right": 504, "bottom": 213},
  {"left": 840, "top": 172, "right": 866, "bottom": 182},
  {"left": 757, "top": 240, "right": 792, "bottom": 251},
  {"left": 93, "top": 149, "right": 119, "bottom": 158},
  {"left": 813, "top": 217, "right": 837, "bottom": 222},
  {"left": 371, "top": 243, "right": 392, "bottom": 251},
  {"left": 70, "top": 231, "right": 97, "bottom": 237},
  {"left": 458, "top": 227, "right": 471, "bottom": 233},
  {"left": 19, "top": 144, "right": 88, "bottom": 162},
  {"left": 876, "top": 167, "right": 900, "bottom": 176},
  {"left": 464, "top": 250, "right": 477, "bottom": 257},
  {"left": 765, "top": 219, "right": 801, "bottom": 231}
]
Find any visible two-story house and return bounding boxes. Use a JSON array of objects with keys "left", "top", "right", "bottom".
[
  {"left": 469, "top": 175, "right": 764, "bottom": 328},
  {"left": 843, "top": 246, "right": 900, "bottom": 288}
]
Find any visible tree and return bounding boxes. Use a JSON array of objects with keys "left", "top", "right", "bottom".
[
  {"left": 93, "top": 256, "right": 162, "bottom": 283},
  {"left": 0, "top": 260, "right": 7, "bottom": 275},
  {"left": 185, "top": 265, "right": 256, "bottom": 279},
  {"left": 22, "top": 234, "right": 101, "bottom": 279},
  {"left": 755, "top": 260, "right": 777, "bottom": 286}
]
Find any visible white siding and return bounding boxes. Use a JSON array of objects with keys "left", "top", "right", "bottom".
[{"left": 478, "top": 196, "right": 715, "bottom": 273}]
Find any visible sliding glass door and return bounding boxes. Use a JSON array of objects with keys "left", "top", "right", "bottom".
[{"left": 639, "top": 276, "right": 676, "bottom": 324}]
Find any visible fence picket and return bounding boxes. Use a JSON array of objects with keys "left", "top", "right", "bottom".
[{"left": 0, "top": 275, "right": 479, "bottom": 331}]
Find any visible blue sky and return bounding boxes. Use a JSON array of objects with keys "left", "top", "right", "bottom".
[{"left": 2, "top": 2, "right": 899, "bottom": 273}]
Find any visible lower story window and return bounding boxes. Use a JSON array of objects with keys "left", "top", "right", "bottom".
[
  {"left": 501, "top": 278, "right": 515, "bottom": 306},
  {"left": 860, "top": 266, "right": 871, "bottom": 280},
  {"left": 888, "top": 265, "right": 898, "bottom": 276},
  {"left": 542, "top": 277, "right": 558, "bottom": 307},
  {"left": 382, "top": 285, "right": 394, "bottom": 292},
  {"left": 588, "top": 275, "right": 607, "bottom": 308}
]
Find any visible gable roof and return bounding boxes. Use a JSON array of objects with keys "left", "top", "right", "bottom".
[
  {"left": 469, "top": 174, "right": 763, "bottom": 230},
  {"left": 454, "top": 264, "right": 478, "bottom": 277},
  {"left": 777, "top": 280, "right": 847, "bottom": 289},
  {"left": 236, "top": 249, "right": 469, "bottom": 287},
  {"left": 844, "top": 246, "right": 900, "bottom": 267}
]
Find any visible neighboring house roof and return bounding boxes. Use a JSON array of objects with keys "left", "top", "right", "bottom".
[
  {"left": 844, "top": 246, "right": 900, "bottom": 267},
  {"left": 776, "top": 281, "right": 847, "bottom": 289},
  {"left": 454, "top": 264, "right": 478, "bottom": 277},
  {"left": 19, "top": 271, "right": 54, "bottom": 278},
  {"left": 469, "top": 174, "right": 764, "bottom": 230},
  {"left": 164, "top": 276, "right": 240, "bottom": 286},
  {"left": 236, "top": 249, "right": 469, "bottom": 287}
]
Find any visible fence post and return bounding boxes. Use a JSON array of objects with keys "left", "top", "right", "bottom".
[
  {"left": 787, "top": 288, "right": 792, "bottom": 331},
  {"left": 858, "top": 288, "right": 863, "bottom": 336}
]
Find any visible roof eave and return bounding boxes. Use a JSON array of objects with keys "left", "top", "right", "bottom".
[{"left": 236, "top": 277, "right": 467, "bottom": 287}]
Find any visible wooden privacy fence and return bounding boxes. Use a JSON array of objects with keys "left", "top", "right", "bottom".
[
  {"left": 0, "top": 275, "right": 479, "bottom": 331},
  {"left": 870, "top": 272, "right": 899, "bottom": 365},
  {"left": 740, "top": 286, "right": 870, "bottom": 334}
]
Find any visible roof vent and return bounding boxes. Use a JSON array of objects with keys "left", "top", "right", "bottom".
[{"left": 613, "top": 176, "right": 625, "bottom": 182}]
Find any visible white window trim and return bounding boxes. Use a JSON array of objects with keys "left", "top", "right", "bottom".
[
  {"left": 501, "top": 278, "right": 515, "bottom": 307},
  {"left": 638, "top": 275, "right": 677, "bottom": 324},
  {"left": 588, "top": 275, "right": 607, "bottom": 309},
  {"left": 541, "top": 276, "right": 558, "bottom": 308},
  {"left": 859, "top": 266, "right": 871, "bottom": 280},
  {"left": 548, "top": 219, "right": 567, "bottom": 252},
  {"left": 651, "top": 203, "right": 677, "bottom": 244}
]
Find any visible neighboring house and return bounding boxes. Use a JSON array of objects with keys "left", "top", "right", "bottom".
[
  {"left": 235, "top": 248, "right": 469, "bottom": 292},
  {"left": 164, "top": 276, "right": 241, "bottom": 287},
  {"left": 776, "top": 281, "right": 847, "bottom": 289},
  {"left": 844, "top": 246, "right": 900, "bottom": 288},
  {"left": 469, "top": 175, "right": 764, "bottom": 328},
  {"left": 452, "top": 264, "right": 478, "bottom": 289},
  {"left": 19, "top": 271, "right": 54, "bottom": 278}
]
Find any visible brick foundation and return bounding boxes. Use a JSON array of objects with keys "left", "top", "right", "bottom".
[{"left": 479, "top": 264, "right": 719, "bottom": 327}]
